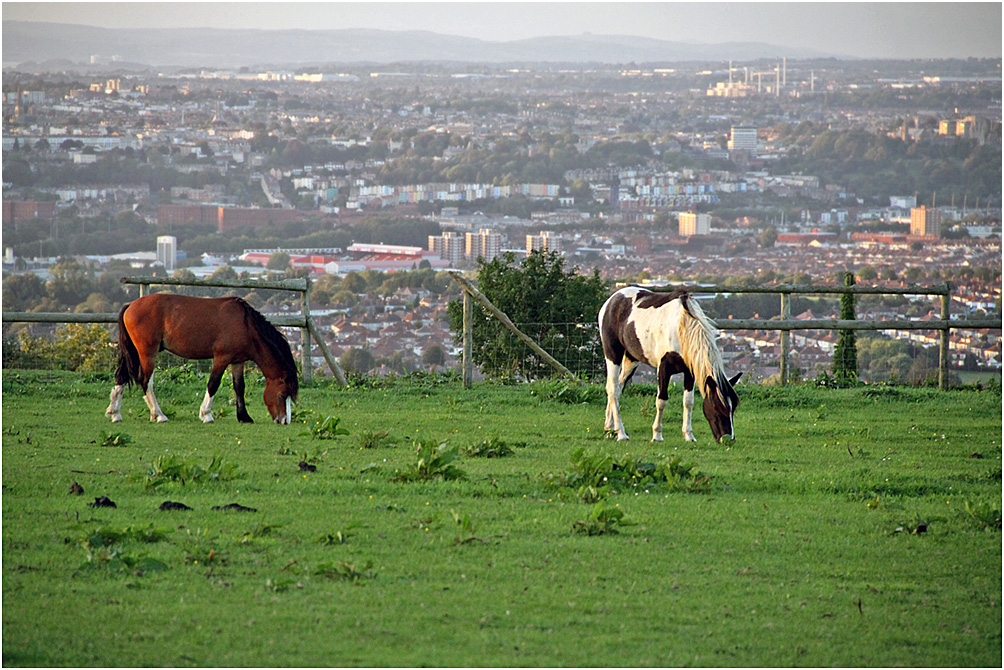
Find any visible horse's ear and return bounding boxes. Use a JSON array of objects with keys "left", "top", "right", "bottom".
[{"left": 729, "top": 372, "right": 743, "bottom": 386}]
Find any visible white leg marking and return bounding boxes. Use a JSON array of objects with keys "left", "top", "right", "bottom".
[
  {"left": 652, "top": 397, "right": 667, "bottom": 442},
  {"left": 284, "top": 396, "right": 292, "bottom": 425},
  {"left": 200, "top": 390, "right": 215, "bottom": 423},
  {"left": 144, "top": 374, "right": 169, "bottom": 423},
  {"left": 604, "top": 360, "right": 620, "bottom": 433},
  {"left": 106, "top": 384, "right": 124, "bottom": 422},
  {"left": 605, "top": 359, "right": 633, "bottom": 440},
  {"left": 682, "top": 388, "right": 696, "bottom": 442}
]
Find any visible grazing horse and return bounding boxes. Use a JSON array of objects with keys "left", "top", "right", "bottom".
[
  {"left": 106, "top": 294, "right": 298, "bottom": 425},
  {"left": 598, "top": 286, "right": 741, "bottom": 443}
]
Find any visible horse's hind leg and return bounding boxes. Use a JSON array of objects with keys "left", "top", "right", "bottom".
[
  {"left": 605, "top": 357, "right": 636, "bottom": 441},
  {"left": 106, "top": 385, "right": 125, "bottom": 422},
  {"left": 231, "top": 362, "right": 253, "bottom": 423},
  {"left": 143, "top": 371, "right": 169, "bottom": 423}
]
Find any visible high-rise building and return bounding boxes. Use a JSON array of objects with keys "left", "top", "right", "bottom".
[
  {"left": 465, "top": 229, "right": 503, "bottom": 262},
  {"left": 910, "top": 206, "right": 941, "bottom": 237},
  {"left": 678, "top": 212, "right": 711, "bottom": 237},
  {"left": 156, "top": 235, "right": 177, "bottom": 271},
  {"left": 428, "top": 232, "right": 465, "bottom": 265},
  {"left": 526, "top": 231, "right": 561, "bottom": 254},
  {"left": 728, "top": 126, "right": 758, "bottom": 154}
]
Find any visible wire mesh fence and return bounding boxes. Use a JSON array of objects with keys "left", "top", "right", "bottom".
[{"left": 468, "top": 321, "right": 606, "bottom": 381}]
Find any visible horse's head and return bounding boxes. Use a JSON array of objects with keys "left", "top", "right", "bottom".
[
  {"left": 264, "top": 376, "right": 295, "bottom": 425},
  {"left": 702, "top": 372, "right": 742, "bottom": 442}
]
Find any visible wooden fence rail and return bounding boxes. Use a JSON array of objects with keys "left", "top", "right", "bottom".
[
  {"left": 5, "top": 276, "right": 1000, "bottom": 391},
  {"left": 2, "top": 275, "right": 346, "bottom": 387},
  {"left": 449, "top": 275, "right": 1001, "bottom": 390}
]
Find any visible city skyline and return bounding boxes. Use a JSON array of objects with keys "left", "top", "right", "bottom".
[{"left": 4, "top": 2, "right": 1002, "bottom": 60}]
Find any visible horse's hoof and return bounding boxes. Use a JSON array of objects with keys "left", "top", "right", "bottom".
[
  {"left": 652, "top": 434, "right": 664, "bottom": 442},
  {"left": 155, "top": 416, "right": 169, "bottom": 423},
  {"left": 683, "top": 434, "right": 696, "bottom": 443},
  {"left": 108, "top": 414, "right": 122, "bottom": 423},
  {"left": 617, "top": 435, "right": 630, "bottom": 442},
  {"left": 201, "top": 415, "right": 214, "bottom": 424}
]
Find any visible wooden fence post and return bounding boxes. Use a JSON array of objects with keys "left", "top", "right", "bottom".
[
  {"left": 306, "top": 317, "right": 347, "bottom": 387},
  {"left": 462, "top": 290, "right": 473, "bottom": 389},
  {"left": 775, "top": 295, "right": 791, "bottom": 387},
  {"left": 301, "top": 277, "right": 312, "bottom": 385},
  {"left": 779, "top": 292, "right": 791, "bottom": 386},
  {"left": 939, "top": 284, "right": 951, "bottom": 390}
]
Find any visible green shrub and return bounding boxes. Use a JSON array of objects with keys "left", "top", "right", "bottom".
[
  {"left": 545, "top": 447, "right": 712, "bottom": 501},
  {"left": 391, "top": 440, "right": 466, "bottom": 482}
]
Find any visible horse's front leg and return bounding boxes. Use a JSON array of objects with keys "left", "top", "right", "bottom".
[
  {"left": 653, "top": 357, "right": 673, "bottom": 442},
  {"left": 231, "top": 362, "right": 253, "bottom": 423},
  {"left": 200, "top": 361, "right": 228, "bottom": 423},
  {"left": 681, "top": 370, "right": 696, "bottom": 442}
]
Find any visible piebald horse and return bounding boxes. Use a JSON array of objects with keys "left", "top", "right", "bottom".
[
  {"left": 106, "top": 294, "right": 298, "bottom": 425},
  {"left": 598, "top": 286, "right": 741, "bottom": 443}
]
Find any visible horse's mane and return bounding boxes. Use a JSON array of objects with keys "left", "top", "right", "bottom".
[
  {"left": 236, "top": 298, "right": 299, "bottom": 401},
  {"left": 675, "top": 293, "right": 728, "bottom": 399}
]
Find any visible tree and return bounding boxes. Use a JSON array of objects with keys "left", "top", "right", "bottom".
[
  {"left": 856, "top": 266, "right": 878, "bottom": 281},
  {"left": 267, "top": 251, "right": 291, "bottom": 272},
  {"left": 46, "top": 261, "right": 95, "bottom": 307},
  {"left": 341, "top": 272, "right": 367, "bottom": 294},
  {"left": 2, "top": 273, "right": 46, "bottom": 311},
  {"left": 447, "top": 250, "right": 608, "bottom": 379},
  {"left": 421, "top": 344, "right": 447, "bottom": 370},
  {"left": 757, "top": 226, "right": 778, "bottom": 248},
  {"left": 832, "top": 272, "right": 858, "bottom": 384},
  {"left": 209, "top": 265, "right": 239, "bottom": 284},
  {"left": 340, "top": 348, "right": 375, "bottom": 374}
]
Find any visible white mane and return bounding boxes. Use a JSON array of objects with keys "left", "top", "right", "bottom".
[{"left": 676, "top": 296, "right": 727, "bottom": 399}]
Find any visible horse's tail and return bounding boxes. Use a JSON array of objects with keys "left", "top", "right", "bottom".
[
  {"left": 676, "top": 293, "right": 725, "bottom": 398},
  {"left": 115, "top": 303, "right": 142, "bottom": 387}
]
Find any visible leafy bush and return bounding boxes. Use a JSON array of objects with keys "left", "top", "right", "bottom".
[
  {"left": 98, "top": 430, "right": 133, "bottom": 447},
  {"left": 303, "top": 416, "right": 350, "bottom": 440},
  {"left": 545, "top": 447, "right": 711, "bottom": 501},
  {"left": 463, "top": 436, "right": 522, "bottom": 458},
  {"left": 145, "top": 454, "right": 238, "bottom": 488},
  {"left": 391, "top": 440, "right": 467, "bottom": 482},
  {"left": 962, "top": 499, "right": 1002, "bottom": 531},
  {"left": 447, "top": 249, "right": 608, "bottom": 380},
  {"left": 314, "top": 560, "right": 376, "bottom": 582},
  {"left": 4, "top": 324, "right": 117, "bottom": 372},
  {"left": 358, "top": 430, "right": 397, "bottom": 449},
  {"left": 528, "top": 379, "right": 604, "bottom": 404},
  {"left": 572, "top": 502, "right": 634, "bottom": 536},
  {"left": 75, "top": 524, "right": 171, "bottom": 575}
]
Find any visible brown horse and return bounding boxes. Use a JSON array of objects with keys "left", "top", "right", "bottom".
[{"left": 106, "top": 294, "right": 299, "bottom": 425}]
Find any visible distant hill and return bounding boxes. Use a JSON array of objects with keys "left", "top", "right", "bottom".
[{"left": 2, "top": 21, "right": 837, "bottom": 69}]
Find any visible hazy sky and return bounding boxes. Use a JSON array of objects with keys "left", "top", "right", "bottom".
[{"left": 3, "top": 2, "right": 1001, "bottom": 59}]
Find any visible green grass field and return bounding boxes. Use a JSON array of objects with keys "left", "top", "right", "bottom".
[{"left": 3, "top": 369, "right": 1001, "bottom": 667}]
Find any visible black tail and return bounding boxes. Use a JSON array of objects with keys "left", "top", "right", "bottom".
[{"left": 115, "top": 303, "right": 141, "bottom": 387}]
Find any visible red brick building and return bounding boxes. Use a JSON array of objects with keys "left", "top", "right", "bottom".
[
  {"left": 156, "top": 205, "right": 304, "bottom": 233},
  {"left": 2, "top": 200, "right": 56, "bottom": 225}
]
